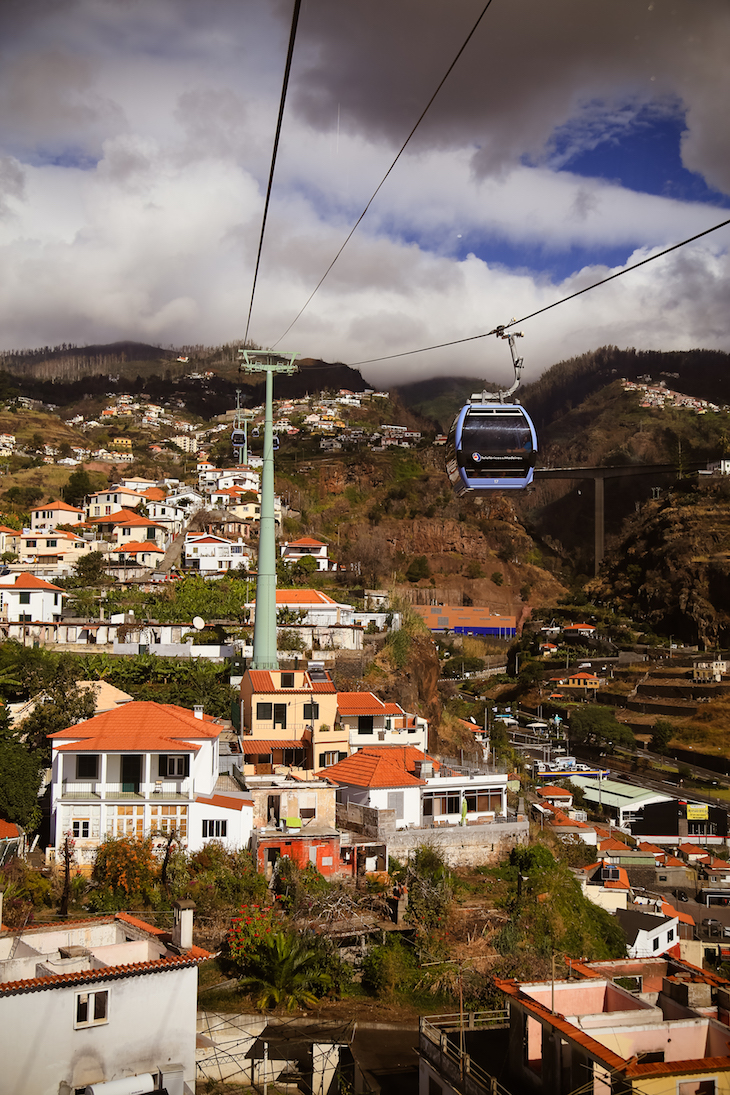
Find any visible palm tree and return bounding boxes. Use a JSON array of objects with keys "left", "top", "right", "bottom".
[{"left": 239, "top": 931, "right": 332, "bottom": 1012}]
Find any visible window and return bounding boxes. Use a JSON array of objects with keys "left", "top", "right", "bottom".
[
  {"left": 73, "top": 820, "right": 90, "bottom": 838},
  {"left": 281, "top": 672, "right": 295, "bottom": 688},
  {"left": 19, "top": 592, "right": 31, "bottom": 605},
  {"left": 76, "top": 755, "right": 98, "bottom": 780},
  {"left": 303, "top": 702, "right": 320, "bottom": 721},
  {"left": 652, "top": 937, "right": 660, "bottom": 951},
  {"left": 319, "top": 751, "right": 340, "bottom": 768},
  {"left": 202, "top": 819, "right": 227, "bottom": 838},
  {"left": 46, "top": 539, "right": 57, "bottom": 548},
  {"left": 122, "top": 527, "right": 131, "bottom": 536},
  {"left": 257, "top": 702, "right": 273, "bottom": 721},
  {"left": 159, "top": 754, "right": 189, "bottom": 778},
  {"left": 387, "top": 791, "right": 405, "bottom": 819},
  {"left": 667, "top": 928, "right": 674, "bottom": 941},
  {"left": 358, "top": 715, "right": 374, "bottom": 735},
  {"left": 75, "top": 989, "right": 108, "bottom": 1028},
  {"left": 273, "top": 703, "right": 287, "bottom": 730},
  {"left": 19, "top": 613, "right": 31, "bottom": 622},
  {"left": 25, "top": 541, "right": 36, "bottom": 549}
]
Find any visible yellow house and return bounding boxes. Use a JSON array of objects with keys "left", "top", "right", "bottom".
[{"left": 240, "top": 666, "right": 346, "bottom": 774}]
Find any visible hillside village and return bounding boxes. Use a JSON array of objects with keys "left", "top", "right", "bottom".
[{"left": 3, "top": 356, "right": 730, "bottom": 1093}]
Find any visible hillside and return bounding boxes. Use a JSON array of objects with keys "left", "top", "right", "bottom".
[{"left": 589, "top": 477, "right": 730, "bottom": 646}]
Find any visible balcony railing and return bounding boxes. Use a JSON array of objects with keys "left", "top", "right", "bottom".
[{"left": 61, "top": 779, "right": 192, "bottom": 801}]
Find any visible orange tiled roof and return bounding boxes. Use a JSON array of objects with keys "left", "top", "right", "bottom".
[
  {"left": 142, "top": 487, "right": 167, "bottom": 501},
  {"left": 0, "top": 572, "right": 64, "bottom": 592},
  {"left": 598, "top": 837, "right": 633, "bottom": 852},
  {"left": 89, "top": 508, "right": 164, "bottom": 528},
  {"left": 358, "top": 745, "right": 439, "bottom": 774},
  {"left": 112, "top": 542, "right": 164, "bottom": 554},
  {"left": 48, "top": 701, "right": 221, "bottom": 752},
  {"left": 637, "top": 841, "right": 664, "bottom": 855},
  {"left": 337, "top": 691, "right": 389, "bottom": 716},
  {"left": 195, "top": 794, "right": 253, "bottom": 811},
  {"left": 665, "top": 854, "right": 686, "bottom": 867},
  {"left": 246, "top": 670, "right": 336, "bottom": 694},
  {"left": 537, "top": 785, "right": 573, "bottom": 798},
  {"left": 323, "top": 751, "right": 425, "bottom": 789},
  {"left": 0, "top": 819, "right": 20, "bottom": 839},
  {"left": 274, "top": 589, "right": 337, "bottom": 605},
  {"left": 241, "top": 739, "right": 308, "bottom": 754},
  {"left": 286, "top": 537, "right": 326, "bottom": 547},
  {"left": 30, "top": 500, "right": 84, "bottom": 513}
]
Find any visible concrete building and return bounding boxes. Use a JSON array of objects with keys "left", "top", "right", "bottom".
[
  {"left": 337, "top": 691, "right": 429, "bottom": 753},
  {"left": 0, "top": 906, "right": 208, "bottom": 1095},
  {"left": 0, "top": 572, "right": 65, "bottom": 622},
  {"left": 29, "top": 500, "right": 85, "bottom": 530}
]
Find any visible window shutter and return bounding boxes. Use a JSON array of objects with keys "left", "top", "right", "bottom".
[
  {"left": 183, "top": 755, "right": 190, "bottom": 777},
  {"left": 338, "top": 751, "right": 347, "bottom": 762},
  {"left": 318, "top": 752, "right": 326, "bottom": 768},
  {"left": 158, "top": 755, "right": 168, "bottom": 777}
]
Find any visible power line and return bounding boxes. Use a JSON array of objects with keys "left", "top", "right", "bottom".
[
  {"left": 270, "top": 0, "right": 497, "bottom": 348},
  {"left": 244, "top": 0, "right": 302, "bottom": 346},
  {"left": 348, "top": 214, "right": 730, "bottom": 367}
]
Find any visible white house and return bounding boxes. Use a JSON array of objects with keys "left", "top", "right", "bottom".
[
  {"left": 29, "top": 500, "right": 85, "bottom": 530},
  {"left": 337, "top": 691, "right": 428, "bottom": 752},
  {"left": 0, "top": 572, "right": 65, "bottom": 622},
  {"left": 280, "top": 537, "right": 335, "bottom": 572},
  {"left": 183, "top": 532, "right": 252, "bottom": 573},
  {"left": 0, "top": 906, "right": 208, "bottom": 1095},
  {"left": 325, "top": 746, "right": 508, "bottom": 829},
  {"left": 145, "top": 499, "right": 187, "bottom": 536},
  {"left": 249, "top": 589, "right": 355, "bottom": 627},
  {"left": 48, "top": 701, "right": 253, "bottom": 866},
  {"left": 616, "top": 908, "right": 681, "bottom": 958}
]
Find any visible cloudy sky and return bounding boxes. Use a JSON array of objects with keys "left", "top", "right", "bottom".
[{"left": 1, "top": 0, "right": 729, "bottom": 387}]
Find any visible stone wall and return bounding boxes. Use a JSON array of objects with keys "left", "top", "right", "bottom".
[{"left": 336, "top": 802, "right": 528, "bottom": 867}]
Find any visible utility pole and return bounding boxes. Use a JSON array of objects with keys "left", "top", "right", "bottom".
[{"left": 239, "top": 350, "right": 298, "bottom": 670}]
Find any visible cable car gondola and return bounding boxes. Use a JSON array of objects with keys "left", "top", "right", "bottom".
[
  {"left": 231, "top": 429, "right": 246, "bottom": 446},
  {"left": 445, "top": 329, "right": 538, "bottom": 495}
]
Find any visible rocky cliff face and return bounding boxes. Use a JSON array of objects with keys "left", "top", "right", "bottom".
[
  {"left": 368, "top": 632, "right": 443, "bottom": 737},
  {"left": 591, "top": 480, "right": 730, "bottom": 647}
]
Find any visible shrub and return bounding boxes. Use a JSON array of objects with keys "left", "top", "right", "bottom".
[{"left": 491, "top": 571, "right": 504, "bottom": 586}]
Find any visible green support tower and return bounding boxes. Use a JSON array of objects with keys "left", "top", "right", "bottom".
[{"left": 239, "top": 349, "right": 299, "bottom": 670}]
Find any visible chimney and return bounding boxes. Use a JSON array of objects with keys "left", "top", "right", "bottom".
[
  {"left": 193, "top": 705, "right": 204, "bottom": 720},
  {"left": 172, "top": 900, "right": 196, "bottom": 951}
]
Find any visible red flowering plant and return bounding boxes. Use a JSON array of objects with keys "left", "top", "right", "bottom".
[{"left": 227, "top": 901, "right": 281, "bottom": 968}]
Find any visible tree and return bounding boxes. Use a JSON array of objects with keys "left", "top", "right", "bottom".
[
  {"left": 649, "top": 719, "right": 674, "bottom": 755},
  {"left": 569, "top": 706, "right": 635, "bottom": 750},
  {"left": 62, "top": 467, "right": 93, "bottom": 507},
  {"left": 236, "top": 930, "right": 333, "bottom": 1012},
  {"left": 0, "top": 738, "right": 42, "bottom": 830},
  {"left": 19, "top": 666, "right": 97, "bottom": 760},
  {"left": 71, "top": 551, "right": 111, "bottom": 586}
]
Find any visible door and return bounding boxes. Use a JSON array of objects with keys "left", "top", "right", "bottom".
[
  {"left": 121, "top": 755, "right": 142, "bottom": 794},
  {"left": 273, "top": 704, "right": 287, "bottom": 730}
]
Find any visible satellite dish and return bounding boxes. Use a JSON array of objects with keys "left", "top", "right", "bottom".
[{"left": 192, "top": 616, "right": 205, "bottom": 631}]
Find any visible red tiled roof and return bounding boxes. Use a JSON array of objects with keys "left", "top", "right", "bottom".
[
  {"left": 665, "top": 854, "right": 686, "bottom": 867},
  {"left": 142, "top": 487, "right": 167, "bottom": 501},
  {"left": 358, "top": 745, "right": 439, "bottom": 774},
  {"left": 195, "top": 794, "right": 252, "bottom": 810},
  {"left": 286, "top": 537, "right": 326, "bottom": 547},
  {"left": 323, "top": 751, "right": 425, "bottom": 788},
  {"left": 0, "top": 819, "right": 20, "bottom": 839},
  {"left": 0, "top": 572, "right": 64, "bottom": 592},
  {"left": 537, "top": 785, "right": 573, "bottom": 798},
  {"left": 598, "top": 837, "right": 633, "bottom": 852},
  {"left": 0, "top": 954, "right": 208, "bottom": 997},
  {"left": 637, "top": 841, "right": 664, "bottom": 855},
  {"left": 49, "top": 701, "right": 221, "bottom": 752}
]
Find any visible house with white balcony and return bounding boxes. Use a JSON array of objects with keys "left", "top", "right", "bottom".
[
  {"left": 29, "top": 499, "right": 85, "bottom": 530},
  {"left": 0, "top": 572, "right": 65, "bottom": 622},
  {"left": 48, "top": 701, "right": 253, "bottom": 866},
  {"left": 183, "top": 532, "right": 252, "bottom": 573},
  {"left": 0, "top": 906, "right": 208, "bottom": 1095},
  {"left": 280, "top": 537, "right": 335, "bottom": 572},
  {"left": 337, "top": 691, "right": 428, "bottom": 752},
  {"left": 145, "top": 498, "right": 187, "bottom": 536}
]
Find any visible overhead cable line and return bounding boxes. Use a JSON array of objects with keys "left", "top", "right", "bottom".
[
  {"left": 270, "top": 0, "right": 497, "bottom": 347},
  {"left": 349, "top": 214, "right": 730, "bottom": 366},
  {"left": 243, "top": 0, "right": 302, "bottom": 347}
]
